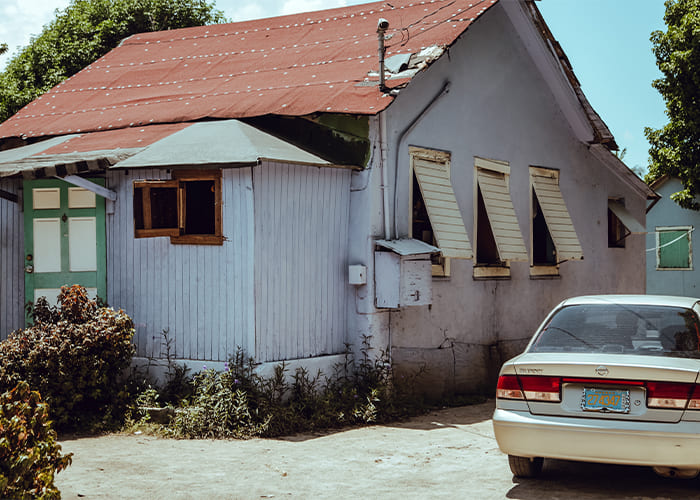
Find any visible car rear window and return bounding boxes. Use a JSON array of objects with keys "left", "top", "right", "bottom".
[{"left": 530, "top": 303, "right": 700, "bottom": 358}]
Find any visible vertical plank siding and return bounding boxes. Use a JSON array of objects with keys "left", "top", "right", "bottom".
[
  {"left": 254, "top": 162, "right": 351, "bottom": 362},
  {"left": 0, "top": 178, "right": 24, "bottom": 339},
  {"left": 106, "top": 168, "right": 255, "bottom": 361}
]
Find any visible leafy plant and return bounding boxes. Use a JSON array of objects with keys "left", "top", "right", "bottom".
[
  {"left": 0, "top": 285, "right": 135, "bottom": 432},
  {"left": 0, "top": 381, "right": 72, "bottom": 500},
  {"left": 168, "top": 338, "right": 428, "bottom": 439}
]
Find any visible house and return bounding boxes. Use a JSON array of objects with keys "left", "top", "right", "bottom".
[
  {"left": 0, "top": 0, "right": 656, "bottom": 396},
  {"left": 646, "top": 175, "right": 698, "bottom": 296}
]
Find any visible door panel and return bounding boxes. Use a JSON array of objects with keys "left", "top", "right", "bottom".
[
  {"left": 69, "top": 217, "right": 97, "bottom": 271},
  {"left": 33, "top": 218, "right": 62, "bottom": 272},
  {"left": 24, "top": 178, "right": 106, "bottom": 316}
]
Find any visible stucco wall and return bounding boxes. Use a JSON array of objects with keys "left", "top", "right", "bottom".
[
  {"left": 646, "top": 177, "right": 700, "bottom": 297},
  {"left": 348, "top": 3, "right": 648, "bottom": 396}
]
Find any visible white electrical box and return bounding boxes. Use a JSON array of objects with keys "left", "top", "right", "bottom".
[
  {"left": 348, "top": 264, "right": 367, "bottom": 285},
  {"left": 374, "top": 239, "right": 439, "bottom": 308}
]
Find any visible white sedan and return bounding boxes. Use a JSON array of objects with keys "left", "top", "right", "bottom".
[{"left": 493, "top": 295, "right": 700, "bottom": 479}]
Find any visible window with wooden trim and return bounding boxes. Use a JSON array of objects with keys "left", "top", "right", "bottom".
[
  {"left": 656, "top": 226, "right": 692, "bottom": 270},
  {"left": 608, "top": 198, "right": 645, "bottom": 248},
  {"left": 473, "top": 157, "right": 528, "bottom": 279},
  {"left": 133, "top": 169, "right": 223, "bottom": 245},
  {"left": 409, "top": 147, "right": 472, "bottom": 277},
  {"left": 529, "top": 167, "right": 582, "bottom": 276}
]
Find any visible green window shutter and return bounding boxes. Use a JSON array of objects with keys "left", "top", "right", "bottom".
[{"left": 658, "top": 230, "right": 690, "bottom": 268}]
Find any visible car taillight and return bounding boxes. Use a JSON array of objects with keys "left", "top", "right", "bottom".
[
  {"left": 519, "top": 375, "right": 561, "bottom": 402},
  {"left": 496, "top": 375, "right": 524, "bottom": 400},
  {"left": 646, "top": 382, "right": 694, "bottom": 409},
  {"left": 689, "top": 385, "right": 700, "bottom": 410},
  {"left": 496, "top": 375, "right": 561, "bottom": 402}
]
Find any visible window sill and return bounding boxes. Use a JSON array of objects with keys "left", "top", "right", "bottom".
[
  {"left": 530, "top": 265, "right": 560, "bottom": 279},
  {"left": 171, "top": 234, "right": 224, "bottom": 246},
  {"left": 473, "top": 265, "right": 510, "bottom": 280},
  {"left": 656, "top": 267, "right": 693, "bottom": 271}
]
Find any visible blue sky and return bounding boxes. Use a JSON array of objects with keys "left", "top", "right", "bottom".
[{"left": 0, "top": 0, "right": 668, "bottom": 173}]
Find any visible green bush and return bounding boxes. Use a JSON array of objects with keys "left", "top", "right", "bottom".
[
  {"left": 0, "top": 285, "right": 135, "bottom": 432},
  {"left": 0, "top": 381, "right": 72, "bottom": 499},
  {"left": 169, "top": 338, "right": 426, "bottom": 439}
]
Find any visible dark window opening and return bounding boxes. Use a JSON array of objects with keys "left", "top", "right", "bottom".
[
  {"left": 532, "top": 190, "right": 556, "bottom": 265},
  {"left": 412, "top": 174, "right": 442, "bottom": 266},
  {"left": 133, "top": 170, "right": 222, "bottom": 245},
  {"left": 184, "top": 180, "right": 216, "bottom": 235},
  {"left": 476, "top": 185, "right": 500, "bottom": 265},
  {"left": 608, "top": 200, "right": 627, "bottom": 248}
]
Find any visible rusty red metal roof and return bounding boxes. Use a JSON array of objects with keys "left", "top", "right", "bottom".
[{"left": 0, "top": 0, "right": 498, "bottom": 141}]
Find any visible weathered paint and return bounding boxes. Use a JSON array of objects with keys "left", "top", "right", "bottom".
[
  {"left": 254, "top": 161, "right": 351, "bottom": 362},
  {"left": 347, "top": 3, "right": 648, "bottom": 396},
  {"left": 106, "top": 167, "right": 255, "bottom": 361},
  {"left": 0, "top": 178, "right": 23, "bottom": 338},
  {"left": 646, "top": 177, "right": 700, "bottom": 297}
]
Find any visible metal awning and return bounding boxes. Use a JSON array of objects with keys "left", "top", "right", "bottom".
[
  {"left": 116, "top": 120, "right": 334, "bottom": 169},
  {"left": 376, "top": 239, "right": 440, "bottom": 256},
  {"left": 608, "top": 200, "right": 645, "bottom": 234}
]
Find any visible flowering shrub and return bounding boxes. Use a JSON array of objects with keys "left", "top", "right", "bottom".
[
  {"left": 0, "top": 381, "right": 72, "bottom": 500},
  {"left": 0, "top": 285, "right": 135, "bottom": 432}
]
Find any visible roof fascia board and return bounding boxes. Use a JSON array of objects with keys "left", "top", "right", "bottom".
[
  {"left": 589, "top": 144, "right": 658, "bottom": 201},
  {"left": 500, "top": 0, "right": 594, "bottom": 144},
  {"left": 59, "top": 174, "right": 117, "bottom": 201}
]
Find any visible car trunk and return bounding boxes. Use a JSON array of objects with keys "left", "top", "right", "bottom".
[{"left": 511, "top": 353, "right": 700, "bottom": 424}]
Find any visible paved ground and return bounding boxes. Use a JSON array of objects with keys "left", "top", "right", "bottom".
[{"left": 55, "top": 400, "right": 700, "bottom": 499}]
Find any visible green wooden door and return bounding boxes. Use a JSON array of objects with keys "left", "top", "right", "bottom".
[{"left": 24, "top": 178, "right": 106, "bottom": 311}]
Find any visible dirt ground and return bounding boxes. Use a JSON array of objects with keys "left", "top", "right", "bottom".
[{"left": 55, "top": 400, "right": 700, "bottom": 500}]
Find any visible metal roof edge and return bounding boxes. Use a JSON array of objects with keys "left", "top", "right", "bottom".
[{"left": 589, "top": 144, "right": 658, "bottom": 201}]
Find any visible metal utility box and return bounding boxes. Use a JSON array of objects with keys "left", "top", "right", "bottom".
[{"left": 374, "top": 239, "right": 439, "bottom": 308}]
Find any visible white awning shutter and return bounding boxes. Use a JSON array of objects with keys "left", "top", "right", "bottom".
[
  {"left": 476, "top": 167, "right": 529, "bottom": 262},
  {"left": 412, "top": 153, "right": 472, "bottom": 259},
  {"left": 531, "top": 172, "right": 583, "bottom": 261}
]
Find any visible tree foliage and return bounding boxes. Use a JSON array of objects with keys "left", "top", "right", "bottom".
[
  {"left": 645, "top": 0, "right": 700, "bottom": 208},
  {"left": 0, "top": 0, "right": 224, "bottom": 123}
]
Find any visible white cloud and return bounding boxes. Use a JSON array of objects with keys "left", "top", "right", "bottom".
[
  {"left": 279, "top": 0, "right": 347, "bottom": 16},
  {"left": 0, "top": 0, "right": 70, "bottom": 70}
]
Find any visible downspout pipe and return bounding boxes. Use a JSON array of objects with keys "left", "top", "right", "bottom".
[
  {"left": 393, "top": 80, "right": 451, "bottom": 238},
  {"left": 380, "top": 113, "right": 391, "bottom": 240}
]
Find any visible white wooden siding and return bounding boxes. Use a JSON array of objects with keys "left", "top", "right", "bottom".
[
  {"left": 254, "top": 162, "right": 351, "bottom": 362},
  {"left": 0, "top": 179, "right": 24, "bottom": 338},
  {"left": 106, "top": 168, "right": 255, "bottom": 361},
  {"left": 531, "top": 172, "right": 584, "bottom": 261},
  {"left": 411, "top": 149, "right": 472, "bottom": 259},
  {"left": 476, "top": 168, "right": 528, "bottom": 261}
]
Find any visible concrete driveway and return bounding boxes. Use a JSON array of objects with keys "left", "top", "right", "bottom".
[{"left": 55, "top": 400, "right": 700, "bottom": 499}]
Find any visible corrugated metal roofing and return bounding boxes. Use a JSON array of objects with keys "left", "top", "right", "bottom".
[
  {"left": 0, "top": 0, "right": 499, "bottom": 141},
  {"left": 0, "top": 119, "right": 337, "bottom": 178},
  {"left": 116, "top": 119, "right": 334, "bottom": 169}
]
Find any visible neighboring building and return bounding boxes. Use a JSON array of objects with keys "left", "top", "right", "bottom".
[
  {"left": 0, "top": 0, "right": 656, "bottom": 396},
  {"left": 646, "top": 175, "right": 698, "bottom": 297}
]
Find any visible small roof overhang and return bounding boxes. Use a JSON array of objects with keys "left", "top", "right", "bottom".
[
  {"left": 376, "top": 238, "right": 440, "bottom": 256},
  {"left": 0, "top": 119, "right": 343, "bottom": 179}
]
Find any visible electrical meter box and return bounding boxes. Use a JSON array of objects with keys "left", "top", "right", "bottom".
[{"left": 374, "top": 239, "right": 439, "bottom": 308}]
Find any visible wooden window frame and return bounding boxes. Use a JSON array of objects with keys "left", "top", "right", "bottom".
[
  {"left": 133, "top": 180, "right": 180, "bottom": 238},
  {"left": 133, "top": 169, "right": 223, "bottom": 245}
]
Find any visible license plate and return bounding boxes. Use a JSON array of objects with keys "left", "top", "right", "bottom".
[{"left": 581, "top": 388, "right": 630, "bottom": 413}]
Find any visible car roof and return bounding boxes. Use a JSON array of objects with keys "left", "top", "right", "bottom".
[{"left": 559, "top": 295, "right": 700, "bottom": 309}]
